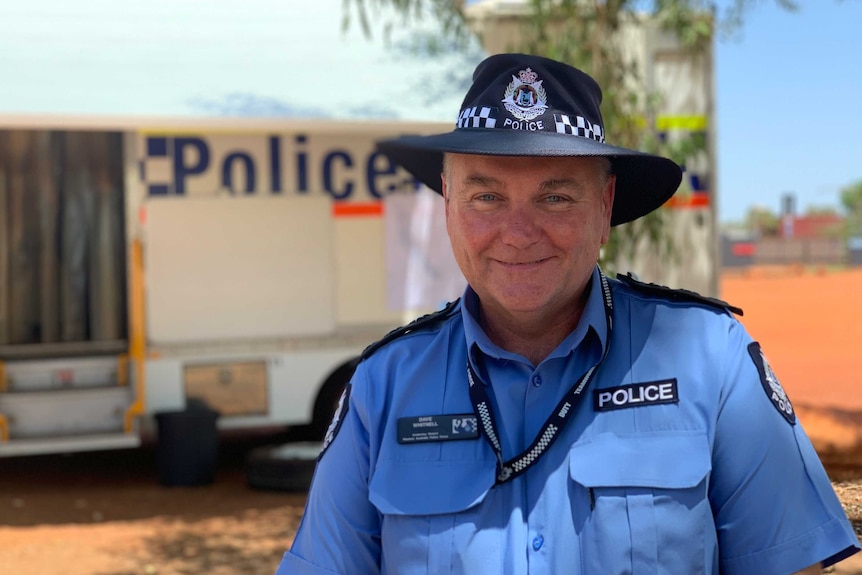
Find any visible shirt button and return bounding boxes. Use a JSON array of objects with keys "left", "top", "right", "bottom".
[
  {"left": 532, "top": 375, "right": 542, "bottom": 387},
  {"left": 532, "top": 535, "right": 544, "bottom": 551}
]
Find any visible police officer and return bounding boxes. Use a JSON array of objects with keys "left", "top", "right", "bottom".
[{"left": 275, "top": 53, "right": 860, "bottom": 575}]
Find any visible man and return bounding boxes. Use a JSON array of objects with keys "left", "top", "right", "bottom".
[{"left": 276, "top": 54, "right": 860, "bottom": 574}]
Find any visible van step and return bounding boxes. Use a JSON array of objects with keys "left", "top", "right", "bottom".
[
  {"left": 0, "top": 432, "right": 140, "bottom": 457},
  {"left": 2, "top": 356, "right": 125, "bottom": 392},
  {"left": 0, "top": 387, "right": 134, "bottom": 439}
]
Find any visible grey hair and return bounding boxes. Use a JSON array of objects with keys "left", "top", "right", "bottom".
[
  {"left": 596, "top": 157, "right": 613, "bottom": 189},
  {"left": 442, "top": 153, "right": 454, "bottom": 196}
]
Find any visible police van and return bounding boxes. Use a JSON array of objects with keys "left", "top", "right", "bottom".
[
  {"left": 0, "top": 117, "right": 465, "bottom": 462},
  {"left": 0, "top": 1, "right": 718, "bottom": 475}
]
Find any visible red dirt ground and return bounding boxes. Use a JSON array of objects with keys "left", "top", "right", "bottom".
[
  {"left": 721, "top": 266, "right": 862, "bottom": 453},
  {"left": 0, "top": 267, "right": 860, "bottom": 575}
]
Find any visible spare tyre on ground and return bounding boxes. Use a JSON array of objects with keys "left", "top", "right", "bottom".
[{"left": 246, "top": 441, "right": 322, "bottom": 492}]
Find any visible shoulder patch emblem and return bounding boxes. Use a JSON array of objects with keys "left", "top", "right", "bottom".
[
  {"left": 616, "top": 272, "right": 743, "bottom": 316},
  {"left": 319, "top": 384, "right": 351, "bottom": 459},
  {"left": 747, "top": 342, "right": 795, "bottom": 425}
]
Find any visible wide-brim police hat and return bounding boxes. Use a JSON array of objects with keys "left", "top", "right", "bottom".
[{"left": 376, "top": 53, "right": 683, "bottom": 226}]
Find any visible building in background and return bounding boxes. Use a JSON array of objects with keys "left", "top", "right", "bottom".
[
  {"left": 465, "top": 0, "right": 719, "bottom": 296},
  {"left": 721, "top": 193, "right": 849, "bottom": 269}
]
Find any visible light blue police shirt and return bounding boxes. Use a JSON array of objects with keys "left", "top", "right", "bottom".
[{"left": 277, "top": 266, "right": 860, "bottom": 575}]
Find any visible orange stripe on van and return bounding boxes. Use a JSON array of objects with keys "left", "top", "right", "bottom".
[
  {"left": 665, "top": 193, "right": 710, "bottom": 209},
  {"left": 333, "top": 202, "right": 384, "bottom": 217}
]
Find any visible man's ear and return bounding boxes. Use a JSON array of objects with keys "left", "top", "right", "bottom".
[{"left": 601, "top": 174, "right": 616, "bottom": 245}]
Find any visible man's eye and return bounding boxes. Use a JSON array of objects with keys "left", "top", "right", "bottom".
[
  {"left": 476, "top": 193, "right": 497, "bottom": 202},
  {"left": 545, "top": 195, "right": 567, "bottom": 203}
]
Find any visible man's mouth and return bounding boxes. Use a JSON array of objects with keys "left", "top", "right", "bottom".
[{"left": 495, "top": 257, "right": 551, "bottom": 267}]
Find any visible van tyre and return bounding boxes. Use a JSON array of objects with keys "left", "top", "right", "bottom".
[
  {"left": 310, "top": 358, "right": 358, "bottom": 440},
  {"left": 245, "top": 441, "right": 321, "bottom": 492},
  {"left": 245, "top": 359, "right": 358, "bottom": 491}
]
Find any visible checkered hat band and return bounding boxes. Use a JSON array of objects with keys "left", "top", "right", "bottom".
[
  {"left": 554, "top": 114, "right": 605, "bottom": 143},
  {"left": 457, "top": 106, "right": 498, "bottom": 129}
]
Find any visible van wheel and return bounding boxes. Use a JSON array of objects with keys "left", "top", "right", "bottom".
[
  {"left": 245, "top": 359, "right": 359, "bottom": 491},
  {"left": 310, "top": 358, "right": 358, "bottom": 440}
]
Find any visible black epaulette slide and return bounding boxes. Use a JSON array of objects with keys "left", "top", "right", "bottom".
[
  {"left": 616, "top": 273, "right": 743, "bottom": 316},
  {"left": 360, "top": 299, "right": 461, "bottom": 360}
]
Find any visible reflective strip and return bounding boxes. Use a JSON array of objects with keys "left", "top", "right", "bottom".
[
  {"left": 123, "top": 239, "right": 147, "bottom": 433},
  {"left": 665, "top": 192, "right": 710, "bottom": 209},
  {"left": 622, "top": 115, "right": 648, "bottom": 129},
  {"left": 656, "top": 115, "right": 708, "bottom": 131},
  {"left": 333, "top": 202, "right": 383, "bottom": 217}
]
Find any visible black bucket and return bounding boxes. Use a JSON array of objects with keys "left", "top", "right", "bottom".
[{"left": 155, "top": 400, "right": 220, "bottom": 486}]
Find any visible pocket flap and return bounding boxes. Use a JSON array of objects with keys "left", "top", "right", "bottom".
[
  {"left": 569, "top": 431, "right": 711, "bottom": 489},
  {"left": 369, "top": 458, "right": 496, "bottom": 515}
]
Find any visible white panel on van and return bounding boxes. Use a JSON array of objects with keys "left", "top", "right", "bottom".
[{"left": 145, "top": 196, "right": 335, "bottom": 343}]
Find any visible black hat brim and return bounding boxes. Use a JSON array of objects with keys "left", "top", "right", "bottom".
[{"left": 377, "top": 129, "right": 682, "bottom": 226}]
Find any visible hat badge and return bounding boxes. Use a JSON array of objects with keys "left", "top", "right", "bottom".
[{"left": 502, "top": 68, "right": 548, "bottom": 121}]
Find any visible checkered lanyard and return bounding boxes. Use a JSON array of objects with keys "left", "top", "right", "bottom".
[{"left": 467, "top": 270, "right": 614, "bottom": 484}]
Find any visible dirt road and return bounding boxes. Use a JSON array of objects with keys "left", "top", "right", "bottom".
[
  {"left": 0, "top": 438, "right": 859, "bottom": 575},
  {"left": 721, "top": 267, "right": 862, "bottom": 413},
  {"left": 0, "top": 438, "right": 303, "bottom": 575},
  {"left": 1, "top": 267, "right": 861, "bottom": 575}
]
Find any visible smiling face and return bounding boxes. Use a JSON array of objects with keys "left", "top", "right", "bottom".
[{"left": 442, "top": 153, "right": 615, "bottom": 327}]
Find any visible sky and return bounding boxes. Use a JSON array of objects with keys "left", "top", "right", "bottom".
[
  {"left": 715, "top": 0, "right": 862, "bottom": 223},
  {"left": 0, "top": 0, "right": 475, "bottom": 122},
  {"left": 0, "top": 0, "right": 859, "bottom": 224}
]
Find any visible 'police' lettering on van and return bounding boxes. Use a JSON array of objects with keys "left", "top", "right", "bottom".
[{"left": 140, "top": 134, "right": 419, "bottom": 200}]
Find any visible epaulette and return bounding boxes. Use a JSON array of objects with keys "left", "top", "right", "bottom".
[
  {"left": 616, "top": 272, "right": 743, "bottom": 316},
  {"left": 360, "top": 299, "right": 461, "bottom": 360}
]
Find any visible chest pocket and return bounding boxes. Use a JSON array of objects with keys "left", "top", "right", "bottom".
[
  {"left": 369, "top": 458, "right": 498, "bottom": 575},
  {"left": 569, "top": 431, "right": 713, "bottom": 575}
]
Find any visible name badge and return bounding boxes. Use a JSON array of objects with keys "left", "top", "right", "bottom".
[
  {"left": 397, "top": 414, "right": 480, "bottom": 444},
  {"left": 594, "top": 379, "right": 679, "bottom": 412}
]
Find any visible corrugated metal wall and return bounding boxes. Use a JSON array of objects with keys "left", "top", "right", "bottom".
[{"left": 0, "top": 130, "right": 126, "bottom": 348}]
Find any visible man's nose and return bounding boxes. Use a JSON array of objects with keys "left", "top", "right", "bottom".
[{"left": 500, "top": 203, "right": 541, "bottom": 248}]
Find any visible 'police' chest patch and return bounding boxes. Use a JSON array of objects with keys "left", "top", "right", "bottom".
[
  {"left": 594, "top": 379, "right": 679, "bottom": 412},
  {"left": 747, "top": 342, "right": 795, "bottom": 425}
]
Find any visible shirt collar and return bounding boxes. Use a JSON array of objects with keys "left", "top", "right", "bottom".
[{"left": 460, "top": 265, "right": 609, "bottom": 375}]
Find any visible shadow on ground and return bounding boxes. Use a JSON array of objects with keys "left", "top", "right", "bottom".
[
  {"left": 796, "top": 403, "right": 862, "bottom": 482},
  {"left": 98, "top": 520, "right": 299, "bottom": 575},
  {"left": 0, "top": 427, "right": 311, "bottom": 527}
]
